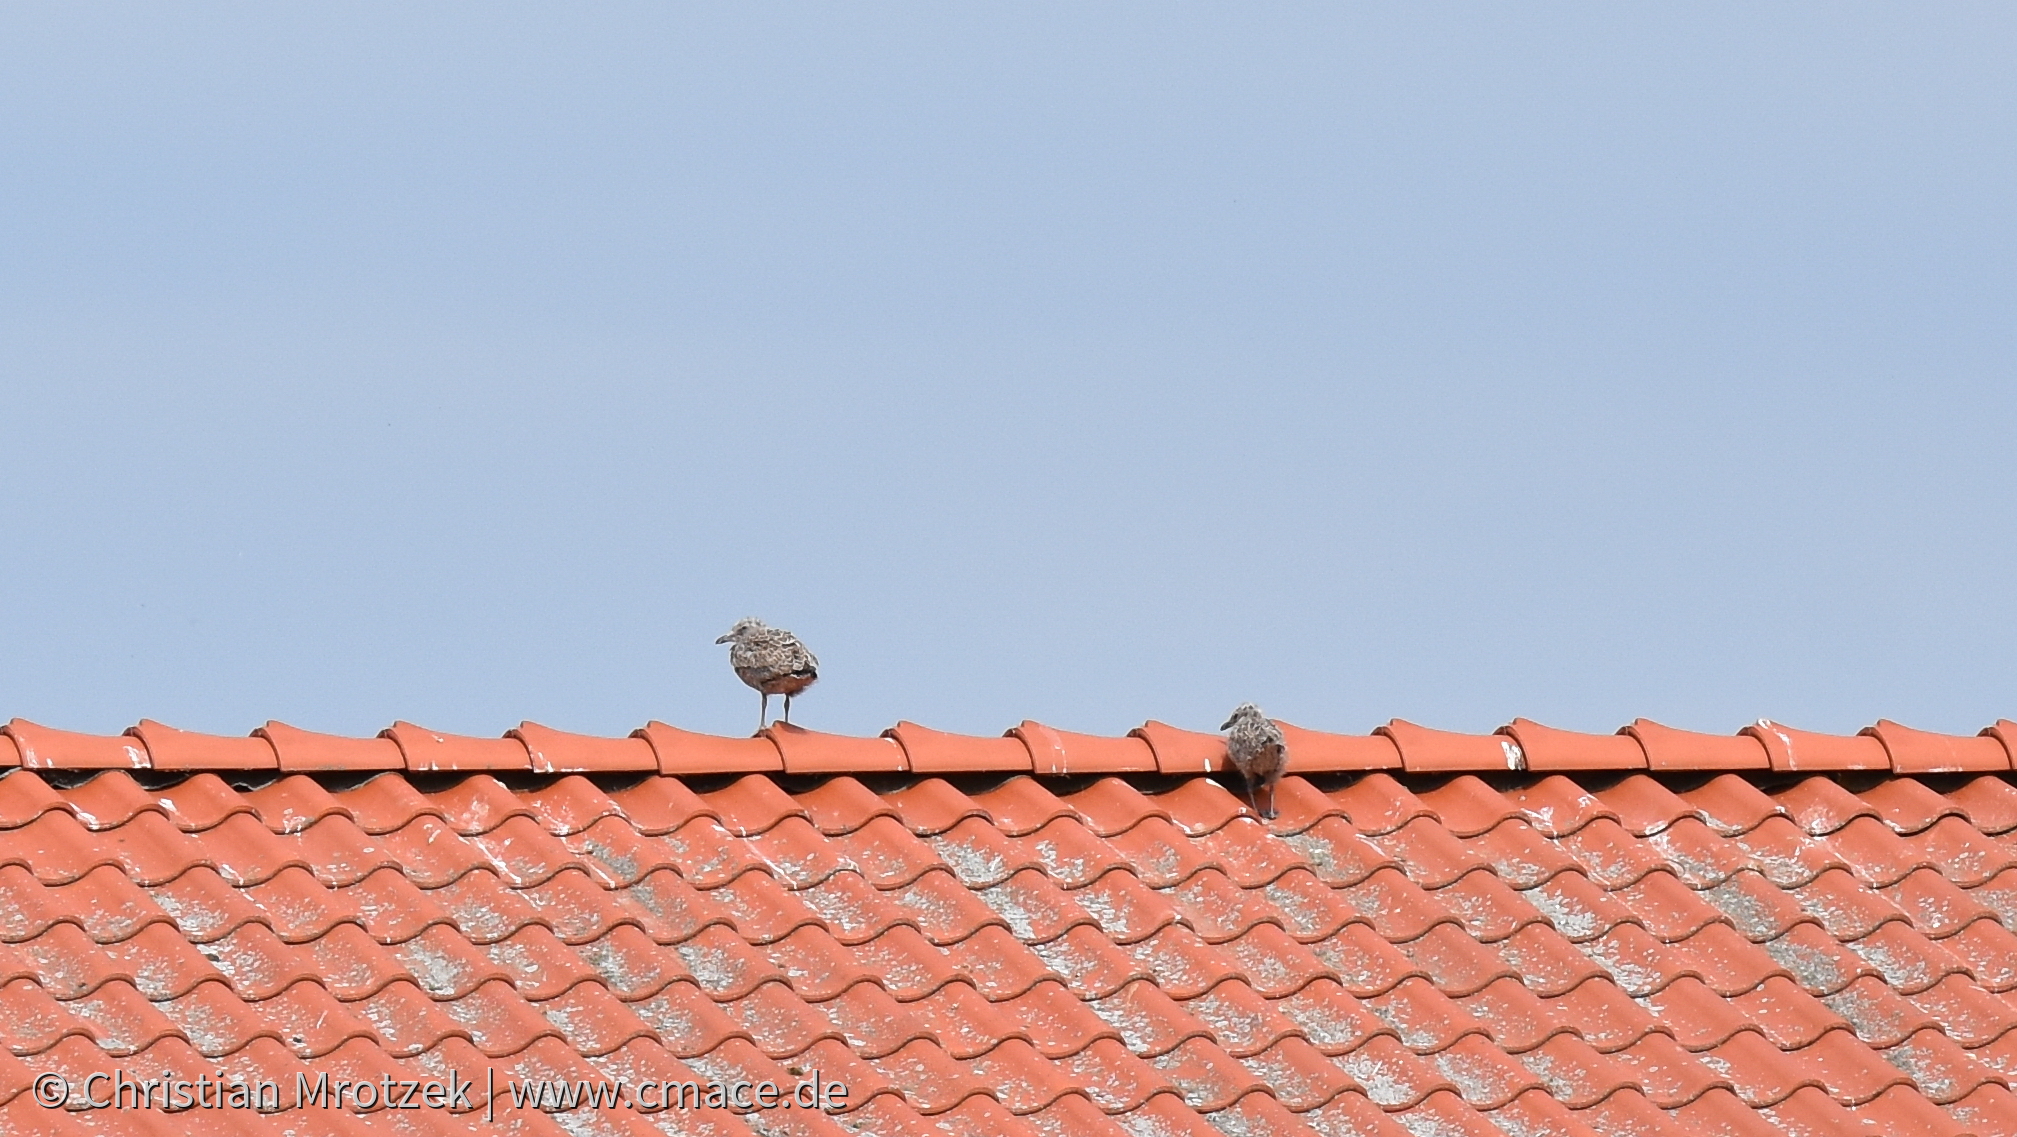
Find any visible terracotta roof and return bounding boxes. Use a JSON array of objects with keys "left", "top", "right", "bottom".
[{"left": 0, "top": 717, "right": 2014, "bottom": 1135}]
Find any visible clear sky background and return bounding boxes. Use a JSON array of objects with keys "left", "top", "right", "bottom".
[{"left": 2, "top": 5, "right": 2013, "bottom": 742}]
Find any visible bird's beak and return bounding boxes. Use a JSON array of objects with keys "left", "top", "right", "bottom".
[
  {"left": 1220, "top": 718, "right": 1236, "bottom": 731},
  {"left": 715, "top": 634, "right": 733, "bottom": 644}
]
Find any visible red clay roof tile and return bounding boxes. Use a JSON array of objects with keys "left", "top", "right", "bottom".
[
  {"left": 509, "top": 722, "right": 655, "bottom": 775},
  {"left": 383, "top": 721, "right": 531, "bottom": 773},
  {"left": 1009, "top": 722, "right": 1156, "bottom": 776},
  {"left": 256, "top": 720, "right": 404, "bottom": 772},
  {"left": 1498, "top": 718, "right": 1647, "bottom": 771},
  {"left": 1742, "top": 720, "right": 1890, "bottom": 772},
  {"left": 1863, "top": 720, "right": 2013, "bottom": 774},
  {"left": 1378, "top": 720, "right": 1527, "bottom": 773},
  {"left": 1623, "top": 718, "right": 1771, "bottom": 771},
  {"left": 127, "top": 721, "right": 277, "bottom": 771},
  {"left": 4, "top": 720, "right": 148, "bottom": 770},
  {"left": 633, "top": 720, "right": 782, "bottom": 774},
  {"left": 1274, "top": 722, "right": 1403, "bottom": 771}
]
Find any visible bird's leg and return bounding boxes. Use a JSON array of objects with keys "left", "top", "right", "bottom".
[
  {"left": 1260, "top": 781, "right": 1277, "bottom": 821},
  {"left": 760, "top": 693, "right": 770, "bottom": 731},
  {"left": 783, "top": 694, "right": 792, "bottom": 726},
  {"left": 1241, "top": 769, "right": 1259, "bottom": 817}
]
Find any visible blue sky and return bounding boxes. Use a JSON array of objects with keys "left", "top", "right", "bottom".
[{"left": 2, "top": 5, "right": 2013, "bottom": 741}]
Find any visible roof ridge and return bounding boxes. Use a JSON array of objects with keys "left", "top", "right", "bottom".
[{"left": 4, "top": 715, "right": 2015, "bottom": 776}]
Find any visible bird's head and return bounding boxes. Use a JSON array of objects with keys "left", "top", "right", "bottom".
[
  {"left": 1221, "top": 703, "right": 1264, "bottom": 731},
  {"left": 716, "top": 618, "right": 765, "bottom": 645}
]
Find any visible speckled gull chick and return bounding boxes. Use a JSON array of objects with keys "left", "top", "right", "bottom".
[
  {"left": 717, "top": 619, "right": 819, "bottom": 730},
  {"left": 1221, "top": 703, "right": 1288, "bottom": 820}
]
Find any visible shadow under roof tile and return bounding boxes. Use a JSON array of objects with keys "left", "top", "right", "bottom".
[
  {"left": 126, "top": 720, "right": 276, "bottom": 772},
  {"left": 1862, "top": 719, "right": 2012, "bottom": 774},
  {"left": 3, "top": 719, "right": 149, "bottom": 770},
  {"left": 1499, "top": 719, "right": 1647, "bottom": 772},
  {"left": 634, "top": 720, "right": 782, "bottom": 775}
]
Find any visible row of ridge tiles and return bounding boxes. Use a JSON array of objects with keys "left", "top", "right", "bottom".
[{"left": 4, "top": 717, "right": 2017, "bottom": 776}]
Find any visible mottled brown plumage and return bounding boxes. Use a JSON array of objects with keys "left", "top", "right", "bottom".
[
  {"left": 1221, "top": 703, "right": 1288, "bottom": 819},
  {"left": 716, "top": 619, "right": 819, "bottom": 729}
]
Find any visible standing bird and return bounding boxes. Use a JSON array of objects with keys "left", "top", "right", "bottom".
[
  {"left": 1221, "top": 703, "right": 1288, "bottom": 820},
  {"left": 717, "top": 619, "right": 819, "bottom": 730}
]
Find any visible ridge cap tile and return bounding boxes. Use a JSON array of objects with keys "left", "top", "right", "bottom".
[
  {"left": 127, "top": 720, "right": 278, "bottom": 771},
  {"left": 886, "top": 720, "right": 1036, "bottom": 774},
  {"left": 762, "top": 723, "right": 908, "bottom": 775},
  {"left": 4, "top": 719, "right": 149, "bottom": 770},
  {"left": 1130, "top": 720, "right": 1228, "bottom": 776},
  {"left": 1499, "top": 718, "right": 1648, "bottom": 772},
  {"left": 1741, "top": 719, "right": 1891, "bottom": 772},
  {"left": 510, "top": 721, "right": 657, "bottom": 774},
  {"left": 1272, "top": 722, "right": 1403, "bottom": 772},
  {"left": 255, "top": 720, "right": 404, "bottom": 772},
  {"left": 1008, "top": 721, "right": 1156, "bottom": 776},
  {"left": 382, "top": 721, "right": 531, "bottom": 773},
  {"left": 1622, "top": 719, "right": 1771, "bottom": 771},
  {"left": 634, "top": 720, "right": 783, "bottom": 774},
  {"left": 1862, "top": 719, "right": 2013, "bottom": 774},
  {"left": 1378, "top": 719, "right": 1528, "bottom": 773}
]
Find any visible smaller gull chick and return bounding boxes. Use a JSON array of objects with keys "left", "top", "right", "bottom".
[
  {"left": 1221, "top": 703, "right": 1288, "bottom": 820},
  {"left": 716, "top": 619, "right": 819, "bottom": 730}
]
